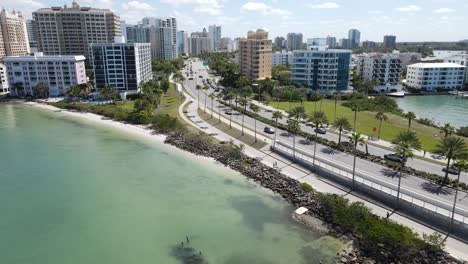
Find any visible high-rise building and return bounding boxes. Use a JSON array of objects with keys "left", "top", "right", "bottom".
[
  {"left": 356, "top": 53, "right": 402, "bottom": 91},
  {"left": 291, "top": 46, "right": 352, "bottom": 94},
  {"left": 91, "top": 43, "right": 152, "bottom": 93},
  {"left": 0, "top": 63, "right": 9, "bottom": 94},
  {"left": 208, "top": 25, "right": 221, "bottom": 51},
  {"left": 32, "top": 1, "right": 121, "bottom": 60},
  {"left": 4, "top": 52, "right": 86, "bottom": 96},
  {"left": 286, "top": 33, "right": 303, "bottom": 51},
  {"left": 326, "top": 36, "right": 336, "bottom": 48},
  {"left": 148, "top": 17, "right": 178, "bottom": 60},
  {"left": 120, "top": 21, "right": 127, "bottom": 42},
  {"left": 361, "top": 40, "right": 376, "bottom": 49},
  {"left": 383, "top": 35, "right": 396, "bottom": 49},
  {"left": 339, "top": 38, "right": 351, "bottom": 49},
  {"left": 239, "top": 29, "right": 272, "bottom": 80},
  {"left": 26, "top": 20, "right": 38, "bottom": 53},
  {"left": 272, "top": 50, "right": 293, "bottom": 66},
  {"left": 126, "top": 25, "right": 149, "bottom": 43},
  {"left": 348, "top": 29, "right": 360, "bottom": 49},
  {"left": 189, "top": 33, "right": 213, "bottom": 57},
  {"left": 177, "top": 31, "right": 189, "bottom": 55},
  {"left": 0, "top": 9, "right": 30, "bottom": 59},
  {"left": 307, "top": 38, "right": 327, "bottom": 47},
  {"left": 274, "top": 36, "right": 285, "bottom": 48},
  {"left": 406, "top": 63, "right": 465, "bottom": 91}
]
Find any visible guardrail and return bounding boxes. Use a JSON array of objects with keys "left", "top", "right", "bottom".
[{"left": 272, "top": 140, "right": 468, "bottom": 227}]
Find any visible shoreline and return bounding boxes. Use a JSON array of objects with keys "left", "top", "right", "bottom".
[{"left": 23, "top": 101, "right": 167, "bottom": 144}]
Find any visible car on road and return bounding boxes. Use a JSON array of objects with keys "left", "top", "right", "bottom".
[
  {"left": 384, "top": 153, "right": 403, "bottom": 163},
  {"left": 442, "top": 167, "right": 460, "bottom": 175},
  {"left": 225, "top": 111, "right": 232, "bottom": 115},
  {"left": 264, "top": 127, "right": 275, "bottom": 134},
  {"left": 314, "top": 128, "right": 327, "bottom": 134},
  {"left": 214, "top": 88, "right": 220, "bottom": 92},
  {"left": 188, "top": 77, "right": 194, "bottom": 80},
  {"left": 199, "top": 75, "right": 203, "bottom": 78}
]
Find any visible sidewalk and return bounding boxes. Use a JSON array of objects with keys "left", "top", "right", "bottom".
[
  {"left": 172, "top": 78, "right": 468, "bottom": 261},
  {"left": 250, "top": 99, "right": 449, "bottom": 164}
]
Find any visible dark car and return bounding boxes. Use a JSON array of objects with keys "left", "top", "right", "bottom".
[
  {"left": 199, "top": 75, "right": 203, "bottom": 78},
  {"left": 384, "top": 153, "right": 403, "bottom": 163},
  {"left": 442, "top": 167, "right": 460, "bottom": 175},
  {"left": 264, "top": 127, "right": 275, "bottom": 134},
  {"left": 224, "top": 111, "right": 232, "bottom": 115},
  {"left": 188, "top": 77, "right": 194, "bottom": 80},
  {"left": 314, "top": 128, "right": 327, "bottom": 134}
]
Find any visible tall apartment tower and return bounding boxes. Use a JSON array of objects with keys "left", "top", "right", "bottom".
[
  {"left": 348, "top": 29, "right": 361, "bottom": 49},
  {"left": 239, "top": 29, "right": 272, "bottom": 80},
  {"left": 148, "top": 17, "right": 178, "bottom": 60},
  {"left": 326, "top": 36, "right": 336, "bottom": 48},
  {"left": 188, "top": 30, "right": 213, "bottom": 57},
  {"left": 356, "top": 53, "right": 402, "bottom": 91},
  {"left": 383, "top": 35, "right": 396, "bottom": 49},
  {"left": 126, "top": 25, "right": 149, "bottom": 43},
  {"left": 0, "top": 9, "right": 30, "bottom": 59},
  {"left": 208, "top": 25, "right": 221, "bottom": 51},
  {"left": 274, "top": 36, "right": 285, "bottom": 48},
  {"left": 26, "top": 20, "right": 38, "bottom": 52},
  {"left": 286, "top": 32, "right": 303, "bottom": 51},
  {"left": 32, "top": 1, "right": 121, "bottom": 60}
]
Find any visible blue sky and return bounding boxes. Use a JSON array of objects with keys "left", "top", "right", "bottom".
[{"left": 4, "top": 0, "right": 468, "bottom": 41}]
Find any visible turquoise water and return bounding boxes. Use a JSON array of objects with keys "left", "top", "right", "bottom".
[
  {"left": 395, "top": 95, "right": 468, "bottom": 128},
  {"left": 0, "top": 104, "right": 345, "bottom": 264}
]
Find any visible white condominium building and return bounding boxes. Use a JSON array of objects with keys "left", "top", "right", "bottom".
[
  {"left": 406, "top": 63, "right": 465, "bottom": 91},
  {"left": 444, "top": 54, "right": 468, "bottom": 84},
  {"left": 208, "top": 25, "right": 221, "bottom": 51},
  {"left": 0, "top": 63, "right": 9, "bottom": 94},
  {"left": 91, "top": 43, "right": 152, "bottom": 92},
  {"left": 148, "top": 17, "right": 178, "bottom": 61},
  {"left": 0, "top": 9, "right": 30, "bottom": 59},
  {"left": 272, "top": 50, "right": 293, "bottom": 66},
  {"left": 32, "top": 1, "right": 121, "bottom": 60},
  {"left": 4, "top": 52, "right": 86, "bottom": 96},
  {"left": 356, "top": 53, "right": 402, "bottom": 90}
]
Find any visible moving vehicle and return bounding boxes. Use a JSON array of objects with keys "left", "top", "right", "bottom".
[
  {"left": 442, "top": 167, "right": 460, "bottom": 175},
  {"left": 384, "top": 153, "right": 403, "bottom": 163},
  {"left": 188, "top": 77, "right": 194, "bottom": 80},
  {"left": 264, "top": 127, "right": 275, "bottom": 134},
  {"left": 225, "top": 111, "right": 232, "bottom": 115},
  {"left": 314, "top": 128, "right": 327, "bottom": 134}
]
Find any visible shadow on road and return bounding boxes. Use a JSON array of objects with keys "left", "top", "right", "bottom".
[
  {"left": 420, "top": 181, "right": 454, "bottom": 195},
  {"left": 320, "top": 147, "right": 337, "bottom": 155},
  {"left": 380, "top": 168, "right": 400, "bottom": 178}
]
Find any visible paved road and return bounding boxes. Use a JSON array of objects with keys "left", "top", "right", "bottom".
[
  {"left": 174, "top": 71, "right": 468, "bottom": 261},
  {"left": 182, "top": 59, "right": 468, "bottom": 214}
]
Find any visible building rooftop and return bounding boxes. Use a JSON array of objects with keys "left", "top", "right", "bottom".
[
  {"left": 4, "top": 53, "right": 86, "bottom": 61},
  {"left": 408, "top": 62, "right": 465, "bottom": 68}
]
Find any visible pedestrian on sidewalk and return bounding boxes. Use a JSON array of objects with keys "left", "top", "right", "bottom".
[
  {"left": 386, "top": 212, "right": 390, "bottom": 219},
  {"left": 423, "top": 150, "right": 426, "bottom": 157}
]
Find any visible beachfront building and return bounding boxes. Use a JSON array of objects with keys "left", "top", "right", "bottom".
[
  {"left": 91, "top": 43, "right": 152, "bottom": 94},
  {"left": 272, "top": 50, "right": 293, "bottom": 66},
  {"left": 291, "top": 46, "right": 352, "bottom": 94},
  {"left": 0, "top": 63, "right": 9, "bottom": 94},
  {"left": 32, "top": 1, "right": 121, "bottom": 60},
  {"left": 4, "top": 52, "right": 86, "bottom": 96},
  {"left": 239, "top": 29, "right": 272, "bottom": 80},
  {"left": 444, "top": 54, "right": 468, "bottom": 85},
  {"left": 406, "top": 63, "right": 465, "bottom": 91},
  {"left": 0, "top": 9, "right": 30, "bottom": 59},
  {"left": 356, "top": 53, "right": 402, "bottom": 92}
]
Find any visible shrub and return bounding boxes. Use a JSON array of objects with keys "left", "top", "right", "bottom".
[
  {"left": 298, "top": 182, "right": 314, "bottom": 193},
  {"left": 457, "top": 126, "right": 468, "bottom": 137},
  {"left": 417, "top": 118, "right": 436, "bottom": 127},
  {"left": 129, "top": 111, "right": 152, "bottom": 124},
  {"left": 152, "top": 114, "right": 184, "bottom": 132},
  {"left": 126, "top": 93, "right": 142, "bottom": 100}
]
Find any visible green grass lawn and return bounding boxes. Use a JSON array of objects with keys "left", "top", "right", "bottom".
[
  {"left": 154, "top": 84, "right": 183, "bottom": 116},
  {"left": 198, "top": 110, "right": 267, "bottom": 149},
  {"left": 274, "top": 100, "right": 467, "bottom": 152}
]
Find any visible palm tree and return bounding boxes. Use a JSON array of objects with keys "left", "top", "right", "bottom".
[
  {"left": 310, "top": 93, "right": 322, "bottom": 111},
  {"left": 440, "top": 123, "right": 455, "bottom": 138},
  {"left": 272, "top": 110, "right": 283, "bottom": 148},
  {"left": 433, "top": 136, "right": 468, "bottom": 183},
  {"left": 349, "top": 132, "right": 366, "bottom": 189},
  {"left": 375, "top": 112, "right": 388, "bottom": 140},
  {"left": 202, "top": 85, "right": 209, "bottom": 113},
  {"left": 287, "top": 119, "right": 300, "bottom": 159},
  {"left": 12, "top": 82, "right": 24, "bottom": 97},
  {"left": 216, "top": 93, "right": 223, "bottom": 123},
  {"left": 227, "top": 91, "right": 235, "bottom": 128},
  {"left": 289, "top": 106, "right": 306, "bottom": 122},
  {"left": 195, "top": 85, "right": 201, "bottom": 109},
  {"left": 405, "top": 111, "right": 416, "bottom": 131},
  {"left": 392, "top": 131, "right": 422, "bottom": 208},
  {"left": 309, "top": 111, "right": 328, "bottom": 168},
  {"left": 334, "top": 117, "right": 352, "bottom": 144},
  {"left": 208, "top": 93, "right": 215, "bottom": 118},
  {"left": 239, "top": 98, "right": 249, "bottom": 136},
  {"left": 299, "top": 87, "right": 307, "bottom": 108},
  {"left": 332, "top": 93, "right": 340, "bottom": 122},
  {"left": 250, "top": 103, "right": 260, "bottom": 142},
  {"left": 450, "top": 159, "right": 468, "bottom": 232},
  {"left": 351, "top": 103, "right": 360, "bottom": 131},
  {"left": 286, "top": 86, "right": 295, "bottom": 112}
]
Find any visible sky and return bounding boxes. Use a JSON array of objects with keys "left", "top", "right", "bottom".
[{"left": 3, "top": 0, "right": 468, "bottom": 41}]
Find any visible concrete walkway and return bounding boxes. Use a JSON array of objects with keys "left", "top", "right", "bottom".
[{"left": 171, "top": 74, "right": 468, "bottom": 261}]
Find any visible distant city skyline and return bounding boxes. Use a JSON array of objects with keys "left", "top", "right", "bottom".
[{"left": 3, "top": 0, "right": 468, "bottom": 41}]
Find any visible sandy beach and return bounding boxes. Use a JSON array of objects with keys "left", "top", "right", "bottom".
[{"left": 24, "top": 101, "right": 167, "bottom": 144}]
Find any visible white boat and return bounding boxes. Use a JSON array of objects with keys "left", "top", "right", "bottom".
[{"left": 386, "top": 91, "right": 405, "bottom": 97}]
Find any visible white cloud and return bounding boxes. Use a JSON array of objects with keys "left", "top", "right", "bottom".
[
  {"left": 241, "top": 2, "right": 290, "bottom": 15},
  {"left": 308, "top": 2, "right": 340, "bottom": 9},
  {"left": 368, "top": 10, "right": 382, "bottom": 14},
  {"left": 396, "top": 5, "right": 421, "bottom": 12},
  {"left": 122, "top": 1, "right": 154, "bottom": 11},
  {"left": 160, "top": 0, "right": 222, "bottom": 15},
  {"left": 2, "top": 0, "right": 46, "bottom": 19},
  {"left": 434, "top": 8, "right": 455, "bottom": 13},
  {"left": 121, "top": 1, "right": 156, "bottom": 23}
]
